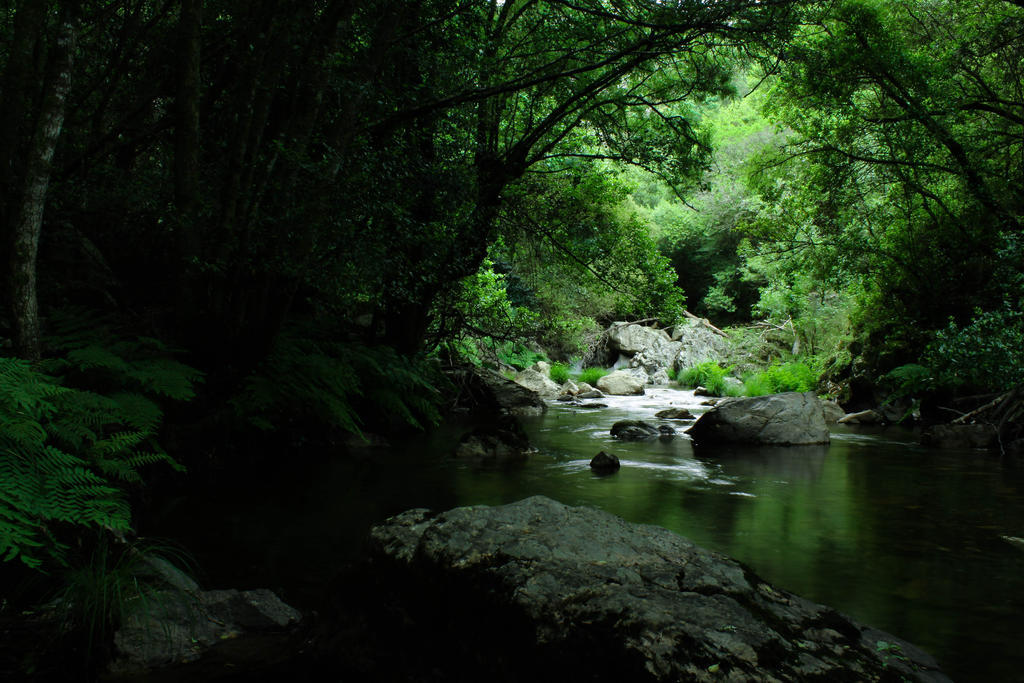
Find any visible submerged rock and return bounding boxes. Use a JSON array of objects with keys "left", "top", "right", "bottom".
[
  {"left": 589, "top": 451, "right": 621, "bottom": 472},
  {"left": 611, "top": 420, "right": 661, "bottom": 440},
  {"left": 368, "top": 497, "right": 949, "bottom": 682},
  {"left": 687, "top": 391, "right": 830, "bottom": 446}
]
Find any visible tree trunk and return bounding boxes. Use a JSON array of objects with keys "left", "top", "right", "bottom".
[
  {"left": 8, "top": 4, "right": 77, "bottom": 361},
  {"left": 0, "top": 0, "right": 48, "bottom": 298},
  {"left": 174, "top": 0, "right": 203, "bottom": 320}
]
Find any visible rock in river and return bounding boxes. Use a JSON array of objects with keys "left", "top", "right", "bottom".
[
  {"left": 655, "top": 407, "right": 695, "bottom": 420},
  {"left": 611, "top": 420, "right": 660, "bottom": 440},
  {"left": 451, "top": 365, "right": 547, "bottom": 416},
  {"left": 513, "top": 366, "right": 561, "bottom": 399},
  {"left": 454, "top": 418, "right": 532, "bottom": 462},
  {"left": 687, "top": 391, "right": 830, "bottom": 446},
  {"left": 589, "top": 451, "right": 621, "bottom": 472},
  {"left": 367, "top": 496, "right": 949, "bottom": 682},
  {"left": 596, "top": 370, "right": 646, "bottom": 395}
]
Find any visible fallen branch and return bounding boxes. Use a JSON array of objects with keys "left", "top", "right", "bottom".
[
  {"left": 609, "top": 318, "right": 660, "bottom": 329},
  {"left": 682, "top": 310, "right": 728, "bottom": 337},
  {"left": 952, "top": 388, "right": 1016, "bottom": 425}
]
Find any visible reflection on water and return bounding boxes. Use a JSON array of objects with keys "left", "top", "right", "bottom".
[{"left": 150, "top": 386, "right": 1024, "bottom": 683}]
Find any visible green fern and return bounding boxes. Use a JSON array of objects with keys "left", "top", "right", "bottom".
[{"left": 1, "top": 338, "right": 197, "bottom": 569}]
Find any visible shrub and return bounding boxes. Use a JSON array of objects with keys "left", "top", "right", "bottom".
[
  {"left": 495, "top": 342, "right": 547, "bottom": 371},
  {"left": 881, "top": 363, "right": 935, "bottom": 398},
  {"left": 679, "top": 361, "right": 732, "bottom": 396},
  {"left": 549, "top": 362, "right": 571, "bottom": 384},
  {"left": 762, "top": 361, "right": 817, "bottom": 393},
  {"left": 925, "top": 308, "right": 1024, "bottom": 391},
  {"left": 578, "top": 367, "right": 608, "bottom": 386},
  {"left": 737, "top": 361, "right": 817, "bottom": 396},
  {"left": 666, "top": 367, "right": 678, "bottom": 382},
  {"left": 742, "top": 372, "right": 773, "bottom": 396}
]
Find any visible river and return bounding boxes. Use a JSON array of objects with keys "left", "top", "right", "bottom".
[{"left": 151, "top": 386, "right": 1024, "bottom": 682}]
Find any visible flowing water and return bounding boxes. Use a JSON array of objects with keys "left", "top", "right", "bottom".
[{"left": 152, "top": 386, "right": 1024, "bottom": 682}]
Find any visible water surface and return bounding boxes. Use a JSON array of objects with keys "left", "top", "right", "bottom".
[{"left": 152, "top": 387, "right": 1024, "bottom": 682}]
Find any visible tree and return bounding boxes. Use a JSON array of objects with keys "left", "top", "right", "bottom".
[
  {"left": 747, "top": 0, "right": 1024, "bottom": 372},
  {"left": 3, "top": 2, "right": 78, "bottom": 360}
]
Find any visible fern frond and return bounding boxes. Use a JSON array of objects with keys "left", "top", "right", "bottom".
[
  {"left": 124, "top": 357, "right": 204, "bottom": 400},
  {"left": 1, "top": 341, "right": 191, "bottom": 570},
  {"left": 110, "top": 393, "right": 163, "bottom": 432}
]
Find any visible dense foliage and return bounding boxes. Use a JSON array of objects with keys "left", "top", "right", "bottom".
[
  {"left": 1, "top": 0, "right": 1022, "bottom": 595},
  {"left": 745, "top": 0, "right": 1024, "bottom": 382}
]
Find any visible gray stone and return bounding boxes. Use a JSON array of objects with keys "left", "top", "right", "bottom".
[
  {"left": 514, "top": 367, "right": 561, "bottom": 399},
  {"left": 611, "top": 420, "right": 660, "bottom": 440},
  {"left": 687, "top": 392, "right": 830, "bottom": 446},
  {"left": 577, "top": 390, "right": 604, "bottom": 399},
  {"left": 111, "top": 588, "right": 301, "bottom": 673},
  {"left": 454, "top": 420, "right": 532, "bottom": 462},
  {"left": 655, "top": 407, "right": 694, "bottom": 420},
  {"left": 820, "top": 400, "right": 846, "bottom": 424},
  {"left": 671, "top": 319, "right": 729, "bottom": 371},
  {"left": 464, "top": 366, "right": 547, "bottom": 416},
  {"left": 648, "top": 368, "right": 671, "bottom": 385},
  {"left": 530, "top": 360, "right": 551, "bottom": 375},
  {"left": 589, "top": 451, "right": 621, "bottom": 472},
  {"left": 596, "top": 370, "right": 645, "bottom": 396},
  {"left": 369, "top": 497, "right": 949, "bottom": 682},
  {"left": 607, "top": 323, "right": 672, "bottom": 355}
]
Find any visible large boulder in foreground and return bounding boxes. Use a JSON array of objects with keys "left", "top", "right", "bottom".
[
  {"left": 596, "top": 370, "right": 646, "bottom": 395},
  {"left": 368, "top": 496, "right": 948, "bottom": 682},
  {"left": 687, "top": 391, "right": 830, "bottom": 446}
]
